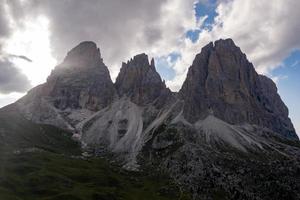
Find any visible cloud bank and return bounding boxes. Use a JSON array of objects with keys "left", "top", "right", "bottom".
[
  {"left": 0, "top": 0, "right": 300, "bottom": 93},
  {"left": 167, "top": 0, "right": 300, "bottom": 90},
  {"left": 0, "top": 1, "right": 31, "bottom": 94},
  {"left": 0, "top": 57, "right": 31, "bottom": 94},
  {"left": 3, "top": 0, "right": 196, "bottom": 80}
]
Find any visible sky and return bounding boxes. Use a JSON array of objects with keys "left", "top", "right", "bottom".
[{"left": 0, "top": 0, "right": 299, "bottom": 136}]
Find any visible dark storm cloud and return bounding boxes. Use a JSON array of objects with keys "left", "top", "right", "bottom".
[
  {"left": 0, "top": 58, "right": 31, "bottom": 94},
  {"left": 41, "top": 0, "right": 167, "bottom": 65},
  {"left": 0, "top": 1, "right": 31, "bottom": 94},
  {"left": 0, "top": 0, "right": 195, "bottom": 93},
  {"left": 2, "top": 0, "right": 199, "bottom": 84},
  {"left": 0, "top": 2, "right": 10, "bottom": 37},
  {"left": 8, "top": 54, "right": 33, "bottom": 62},
  {"left": 4, "top": 0, "right": 175, "bottom": 77}
]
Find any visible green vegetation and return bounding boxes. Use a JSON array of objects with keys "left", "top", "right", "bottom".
[
  {"left": 0, "top": 151, "right": 188, "bottom": 200},
  {"left": 0, "top": 106, "right": 190, "bottom": 200}
]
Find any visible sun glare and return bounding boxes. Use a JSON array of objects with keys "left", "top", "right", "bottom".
[{"left": 3, "top": 15, "right": 57, "bottom": 87}]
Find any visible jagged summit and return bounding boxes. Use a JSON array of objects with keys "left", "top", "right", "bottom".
[
  {"left": 62, "top": 41, "right": 103, "bottom": 69},
  {"left": 179, "top": 38, "right": 297, "bottom": 139},
  {"left": 115, "top": 53, "right": 171, "bottom": 106},
  {"left": 45, "top": 41, "right": 115, "bottom": 111},
  {"left": 215, "top": 38, "right": 237, "bottom": 48},
  {"left": 198, "top": 38, "right": 240, "bottom": 55},
  {"left": 16, "top": 41, "right": 116, "bottom": 129},
  {"left": 126, "top": 53, "right": 155, "bottom": 69}
]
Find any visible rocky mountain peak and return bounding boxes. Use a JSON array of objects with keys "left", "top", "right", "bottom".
[
  {"left": 17, "top": 41, "right": 116, "bottom": 129},
  {"left": 214, "top": 38, "right": 236, "bottom": 48},
  {"left": 115, "top": 53, "right": 171, "bottom": 106},
  {"left": 62, "top": 41, "right": 103, "bottom": 69},
  {"left": 15, "top": 39, "right": 297, "bottom": 140},
  {"left": 46, "top": 41, "right": 115, "bottom": 111},
  {"left": 129, "top": 53, "right": 150, "bottom": 67},
  {"left": 180, "top": 38, "right": 297, "bottom": 139}
]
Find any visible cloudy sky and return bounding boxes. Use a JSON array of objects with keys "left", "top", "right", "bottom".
[{"left": 0, "top": 0, "right": 299, "bottom": 135}]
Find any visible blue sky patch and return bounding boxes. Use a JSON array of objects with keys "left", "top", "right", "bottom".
[
  {"left": 195, "top": 0, "right": 218, "bottom": 29},
  {"left": 186, "top": 30, "right": 201, "bottom": 43},
  {"left": 155, "top": 53, "right": 181, "bottom": 81},
  {"left": 272, "top": 50, "right": 300, "bottom": 134},
  {"left": 185, "top": 0, "right": 218, "bottom": 43}
]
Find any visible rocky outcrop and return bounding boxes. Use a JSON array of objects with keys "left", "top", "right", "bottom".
[
  {"left": 16, "top": 41, "right": 116, "bottom": 129},
  {"left": 258, "top": 75, "right": 296, "bottom": 138},
  {"left": 45, "top": 41, "right": 116, "bottom": 111},
  {"left": 115, "top": 53, "right": 172, "bottom": 107},
  {"left": 179, "top": 39, "right": 298, "bottom": 139}
]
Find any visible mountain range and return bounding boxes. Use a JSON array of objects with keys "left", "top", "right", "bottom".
[{"left": 1, "top": 39, "right": 300, "bottom": 200}]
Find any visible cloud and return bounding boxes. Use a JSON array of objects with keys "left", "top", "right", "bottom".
[
  {"left": 0, "top": 57, "right": 31, "bottom": 94},
  {"left": 4, "top": 0, "right": 197, "bottom": 80},
  {"left": 291, "top": 61, "right": 299, "bottom": 68},
  {"left": 0, "top": 1, "right": 31, "bottom": 94},
  {"left": 2, "top": 0, "right": 300, "bottom": 93},
  {"left": 0, "top": 2, "right": 10, "bottom": 38},
  {"left": 8, "top": 54, "right": 32, "bottom": 62},
  {"left": 167, "top": 0, "right": 300, "bottom": 90}
]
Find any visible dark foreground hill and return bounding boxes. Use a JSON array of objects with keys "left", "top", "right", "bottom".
[{"left": 0, "top": 105, "right": 190, "bottom": 200}]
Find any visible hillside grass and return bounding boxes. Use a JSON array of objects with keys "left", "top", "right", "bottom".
[{"left": 0, "top": 105, "right": 191, "bottom": 200}]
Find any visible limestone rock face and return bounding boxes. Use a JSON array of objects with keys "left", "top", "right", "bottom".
[
  {"left": 258, "top": 75, "right": 295, "bottom": 138},
  {"left": 17, "top": 41, "right": 116, "bottom": 129},
  {"left": 115, "top": 53, "right": 172, "bottom": 106},
  {"left": 45, "top": 41, "right": 116, "bottom": 111},
  {"left": 179, "top": 39, "right": 297, "bottom": 139}
]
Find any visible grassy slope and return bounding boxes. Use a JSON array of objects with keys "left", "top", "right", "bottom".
[{"left": 0, "top": 105, "right": 190, "bottom": 200}]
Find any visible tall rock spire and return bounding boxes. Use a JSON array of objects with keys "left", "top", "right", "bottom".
[
  {"left": 43, "top": 41, "right": 116, "bottom": 111},
  {"left": 179, "top": 38, "right": 297, "bottom": 139},
  {"left": 62, "top": 41, "right": 103, "bottom": 68},
  {"left": 17, "top": 41, "right": 116, "bottom": 129},
  {"left": 115, "top": 53, "right": 171, "bottom": 106}
]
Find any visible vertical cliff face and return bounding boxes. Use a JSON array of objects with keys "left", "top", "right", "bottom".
[
  {"left": 115, "top": 53, "right": 172, "bottom": 106},
  {"left": 258, "top": 75, "right": 295, "bottom": 138},
  {"left": 179, "top": 39, "right": 297, "bottom": 139},
  {"left": 27, "top": 41, "right": 117, "bottom": 112},
  {"left": 16, "top": 41, "right": 116, "bottom": 129},
  {"left": 45, "top": 41, "right": 116, "bottom": 111}
]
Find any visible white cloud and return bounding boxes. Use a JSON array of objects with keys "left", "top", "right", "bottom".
[
  {"left": 0, "top": 92, "right": 24, "bottom": 108},
  {"left": 3, "top": 14, "right": 56, "bottom": 86},
  {"left": 2, "top": 0, "right": 197, "bottom": 82},
  {"left": 271, "top": 75, "right": 288, "bottom": 84},
  {"left": 167, "top": 0, "right": 300, "bottom": 91}
]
